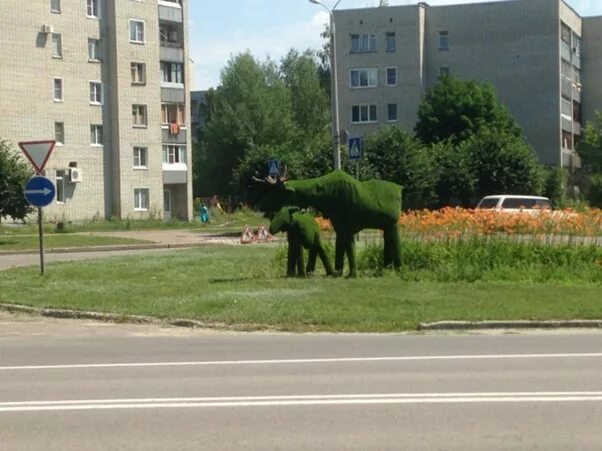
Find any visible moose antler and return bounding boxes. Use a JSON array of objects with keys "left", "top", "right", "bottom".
[{"left": 251, "top": 165, "right": 289, "bottom": 185}]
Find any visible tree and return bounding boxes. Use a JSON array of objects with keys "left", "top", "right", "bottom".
[
  {"left": 415, "top": 75, "right": 521, "bottom": 145},
  {"left": 364, "top": 127, "right": 437, "bottom": 209},
  {"left": 578, "top": 111, "right": 602, "bottom": 206},
  {"left": 0, "top": 139, "right": 33, "bottom": 223},
  {"left": 201, "top": 52, "right": 295, "bottom": 195}
]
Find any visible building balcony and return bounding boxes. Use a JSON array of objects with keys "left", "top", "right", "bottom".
[
  {"left": 158, "top": 3, "right": 182, "bottom": 23},
  {"left": 163, "top": 165, "right": 187, "bottom": 185}
]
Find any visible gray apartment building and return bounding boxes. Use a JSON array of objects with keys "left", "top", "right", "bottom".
[
  {"left": 334, "top": 0, "right": 602, "bottom": 168},
  {"left": 0, "top": 0, "right": 193, "bottom": 222}
]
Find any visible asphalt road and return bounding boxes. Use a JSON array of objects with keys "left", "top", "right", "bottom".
[{"left": 1, "top": 315, "right": 601, "bottom": 450}]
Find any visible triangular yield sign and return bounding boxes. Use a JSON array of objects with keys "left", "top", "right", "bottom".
[{"left": 18, "top": 140, "right": 57, "bottom": 174}]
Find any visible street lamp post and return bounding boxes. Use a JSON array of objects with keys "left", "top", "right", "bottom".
[{"left": 309, "top": 0, "right": 342, "bottom": 170}]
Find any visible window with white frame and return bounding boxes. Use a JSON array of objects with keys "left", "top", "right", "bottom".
[
  {"left": 161, "top": 62, "right": 184, "bottom": 85},
  {"left": 132, "top": 105, "right": 147, "bottom": 127},
  {"left": 129, "top": 20, "right": 145, "bottom": 43},
  {"left": 89, "top": 81, "right": 102, "bottom": 104},
  {"left": 88, "top": 38, "right": 101, "bottom": 61},
  {"left": 134, "top": 188, "right": 149, "bottom": 211},
  {"left": 56, "top": 170, "right": 66, "bottom": 203},
  {"left": 51, "top": 0, "right": 61, "bottom": 13},
  {"left": 350, "top": 69, "right": 377, "bottom": 88},
  {"left": 386, "top": 67, "right": 397, "bottom": 86},
  {"left": 439, "top": 31, "right": 449, "bottom": 50},
  {"left": 90, "top": 124, "right": 103, "bottom": 145},
  {"left": 350, "top": 33, "right": 376, "bottom": 53},
  {"left": 87, "top": 0, "right": 100, "bottom": 18},
  {"left": 133, "top": 147, "right": 148, "bottom": 169},
  {"left": 51, "top": 33, "right": 62, "bottom": 57},
  {"left": 386, "top": 32, "right": 396, "bottom": 52},
  {"left": 351, "top": 105, "right": 377, "bottom": 124},
  {"left": 440, "top": 66, "right": 450, "bottom": 77},
  {"left": 53, "top": 78, "right": 63, "bottom": 101},
  {"left": 55, "top": 122, "right": 65, "bottom": 144},
  {"left": 162, "top": 144, "right": 187, "bottom": 165},
  {"left": 131, "top": 62, "right": 146, "bottom": 85},
  {"left": 161, "top": 104, "right": 185, "bottom": 125},
  {"left": 387, "top": 104, "right": 398, "bottom": 122}
]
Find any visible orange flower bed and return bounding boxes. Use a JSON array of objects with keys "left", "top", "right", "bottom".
[{"left": 316, "top": 208, "right": 602, "bottom": 237}]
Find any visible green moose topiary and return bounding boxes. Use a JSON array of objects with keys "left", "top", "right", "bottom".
[
  {"left": 254, "top": 169, "right": 402, "bottom": 277},
  {"left": 269, "top": 206, "right": 334, "bottom": 277}
]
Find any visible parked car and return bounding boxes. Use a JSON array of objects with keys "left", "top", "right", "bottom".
[{"left": 476, "top": 195, "right": 554, "bottom": 213}]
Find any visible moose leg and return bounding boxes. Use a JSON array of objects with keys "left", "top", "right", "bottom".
[
  {"left": 334, "top": 234, "right": 345, "bottom": 276},
  {"left": 344, "top": 234, "right": 357, "bottom": 278},
  {"left": 296, "top": 246, "right": 306, "bottom": 277},
  {"left": 383, "top": 223, "right": 402, "bottom": 270},
  {"left": 383, "top": 228, "right": 393, "bottom": 268},
  {"left": 306, "top": 246, "right": 318, "bottom": 275},
  {"left": 317, "top": 241, "right": 334, "bottom": 276},
  {"left": 286, "top": 240, "right": 297, "bottom": 277}
]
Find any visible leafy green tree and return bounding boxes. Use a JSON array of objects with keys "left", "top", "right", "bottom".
[
  {"left": 415, "top": 75, "right": 521, "bottom": 145},
  {"left": 0, "top": 139, "right": 33, "bottom": 223},
  {"left": 578, "top": 111, "right": 602, "bottom": 206},
  {"left": 364, "top": 127, "right": 437, "bottom": 209},
  {"left": 201, "top": 52, "right": 295, "bottom": 195},
  {"left": 432, "top": 140, "right": 476, "bottom": 207}
]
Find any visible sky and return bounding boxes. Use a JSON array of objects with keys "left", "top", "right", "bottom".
[{"left": 189, "top": 0, "right": 602, "bottom": 91}]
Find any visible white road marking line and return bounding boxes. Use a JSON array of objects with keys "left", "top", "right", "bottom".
[
  {"left": 2, "top": 393, "right": 602, "bottom": 412},
  {"left": 1, "top": 353, "right": 602, "bottom": 371}
]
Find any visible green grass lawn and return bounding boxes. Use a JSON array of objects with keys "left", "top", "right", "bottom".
[
  {"left": 0, "top": 235, "right": 150, "bottom": 251},
  {"left": 1, "top": 245, "right": 600, "bottom": 332}
]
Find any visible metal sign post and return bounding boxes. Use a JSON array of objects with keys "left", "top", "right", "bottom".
[
  {"left": 349, "top": 137, "right": 363, "bottom": 179},
  {"left": 18, "top": 141, "right": 57, "bottom": 276}
]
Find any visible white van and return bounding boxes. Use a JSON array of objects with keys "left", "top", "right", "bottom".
[{"left": 476, "top": 195, "right": 554, "bottom": 212}]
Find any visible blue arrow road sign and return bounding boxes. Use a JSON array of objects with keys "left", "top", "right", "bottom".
[
  {"left": 268, "top": 159, "right": 280, "bottom": 177},
  {"left": 349, "top": 137, "right": 363, "bottom": 161},
  {"left": 24, "top": 176, "right": 56, "bottom": 208}
]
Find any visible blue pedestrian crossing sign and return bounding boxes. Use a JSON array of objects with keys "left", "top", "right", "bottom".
[
  {"left": 24, "top": 176, "right": 56, "bottom": 208},
  {"left": 268, "top": 159, "right": 281, "bottom": 177},
  {"left": 349, "top": 137, "right": 363, "bottom": 161}
]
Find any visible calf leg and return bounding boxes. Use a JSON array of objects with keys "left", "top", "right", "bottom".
[
  {"left": 306, "top": 246, "right": 318, "bottom": 274},
  {"left": 383, "top": 223, "right": 402, "bottom": 269},
  {"left": 296, "top": 246, "right": 306, "bottom": 277},
  {"left": 317, "top": 241, "right": 334, "bottom": 276},
  {"left": 286, "top": 239, "right": 297, "bottom": 277}
]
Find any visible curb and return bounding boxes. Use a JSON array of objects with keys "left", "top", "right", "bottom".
[
  {"left": 0, "top": 303, "right": 225, "bottom": 330},
  {"left": 0, "top": 242, "right": 205, "bottom": 256},
  {"left": 419, "top": 320, "right": 602, "bottom": 330}
]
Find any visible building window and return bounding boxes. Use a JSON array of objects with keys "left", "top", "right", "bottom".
[
  {"left": 351, "top": 105, "right": 377, "bottom": 124},
  {"left": 439, "top": 31, "right": 449, "bottom": 51},
  {"left": 561, "top": 22, "right": 571, "bottom": 45},
  {"left": 133, "top": 147, "right": 148, "bottom": 169},
  {"left": 90, "top": 124, "right": 103, "bottom": 145},
  {"left": 51, "top": 33, "right": 62, "bottom": 58},
  {"left": 385, "top": 32, "right": 396, "bottom": 52},
  {"left": 87, "top": 0, "right": 100, "bottom": 18},
  {"left": 561, "top": 96, "right": 572, "bottom": 120},
  {"left": 161, "top": 104, "right": 186, "bottom": 125},
  {"left": 573, "top": 100, "right": 582, "bottom": 123},
  {"left": 53, "top": 78, "right": 63, "bottom": 101},
  {"left": 131, "top": 62, "right": 146, "bottom": 85},
  {"left": 89, "top": 81, "right": 102, "bottom": 104},
  {"left": 350, "top": 33, "right": 376, "bottom": 53},
  {"left": 55, "top": 122, "right": 65, "bottom": 144},
  {"left": 88, "top": 38, "right": 101, "bottom": 61},
  {"left": 134, "top": 188, "right": 149, "bottom": 211},
  {"left": 562, "top": 130, "right": 573, "bottom": 150},
  {"left": 51, "top": 0, "right": 61, "bottom": 13},
  {"left": 162, "top": 144, "right": 187, "bottom": 164},
  {"left": 56, "top": 170, "right": 66, "bottom": 203},
  {"left": 161, "top": 62, "right": 184, "bottom": 85},
  {"left": 386, "top": 67, "right": 397, "bottom": 86},
  {"left": 350, "top": 69, "right": 377, "bottom": 88},
  {"left": 129, "top": 20, "right": 145, "bottom": 43},
  {"left": 387, "top": 104, "right": 398, "bottom": 122},
  {"left": 160, "top": 24, "right": 180, "bottom": 45},
  {"left": 440, "top": 66, "right": 450, "bottom": 77},
  {"left": 572, "top": 32, "right": 581, "bottom": 56},
  {"left": 132, "top": 105, "right": 148, "bottom": 127}
]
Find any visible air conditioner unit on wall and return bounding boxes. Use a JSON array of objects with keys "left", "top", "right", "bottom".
[
  {"left": 42, "top": 24, "right": 54, "bottom": 34},
  {"left": 69, "top": 167, "right": 82, "bottom": 183}
]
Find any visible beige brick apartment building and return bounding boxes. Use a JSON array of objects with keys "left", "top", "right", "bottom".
[
  {"left": 0, "top": 0, "right": 193, "bottom": 221},
  {"left": 334, "top": 0, "right": 602, "bottom": 167}
]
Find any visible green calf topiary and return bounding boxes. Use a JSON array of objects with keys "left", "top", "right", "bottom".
[
  {"left": 269, "top": 206, "right": 334, "bottom": 277},
  {"left": 254, "top": 169, "right": 402, "bottom": 277}
]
